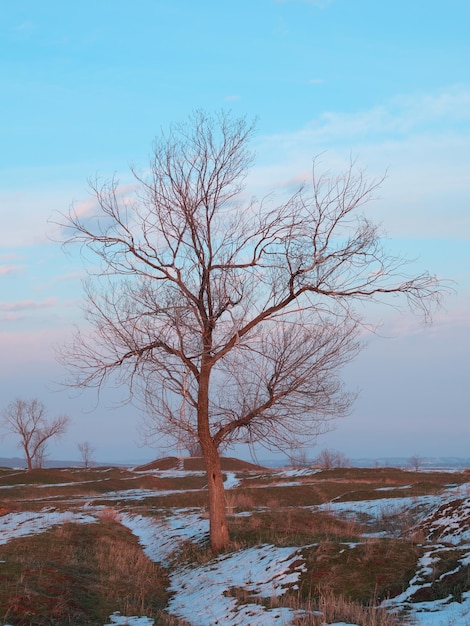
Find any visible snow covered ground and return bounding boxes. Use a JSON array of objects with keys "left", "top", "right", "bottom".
[
  {"left": 2, "top": 468, "right": 470, "bottom": 625},
  {"left": 0, "top": 509, "right": 97, "bottom": 544},
  {"left": 168, "top": 544, "right": 306, "bottom": 625}
]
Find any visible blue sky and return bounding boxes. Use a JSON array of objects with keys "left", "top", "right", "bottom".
[{"left": 1, "top": 0, "right": 469, "bottom": 464}]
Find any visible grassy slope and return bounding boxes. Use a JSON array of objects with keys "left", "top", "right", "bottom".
[{"left": 0, "top": 462, "right": 469, "bottom": 625}]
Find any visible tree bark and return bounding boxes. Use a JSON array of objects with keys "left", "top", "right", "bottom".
[
  {"left": 198, "top": 359, "right": 229, "bottom": 551},
  {"left": 203, "top": 438, "right": 229, "bottom": 552},
  {"left": 25, "top": 451, "right": 33, "bottom": 472}
]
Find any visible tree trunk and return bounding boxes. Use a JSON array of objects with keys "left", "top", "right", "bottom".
[
  {"left": 198, "top": 359, "right": 230, "bottom": 552},
  {"left": 203, "top": 439, "right": 229, "bottom": 552},
  {"left": 25, "top": 452, "right": 33, "bottom": 472}
]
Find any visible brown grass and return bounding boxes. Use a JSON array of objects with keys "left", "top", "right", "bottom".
[
  {"left": 0, "top": 519, "right": 185, "bottom": 625},
  {"left": 1, "top": 463, "right": 468, "bottom": 625},
  {"left": 134, "top": 455, "right": 265, "bottom": 472},
  {"left": 299, "top": 538, "right": 422, "bottom": 604},
  {"left": 288, "top": 592, "right": 407, "bottom": 625},
  {"left": 228, "top": 507, "right": 364, "bottom": 547}
]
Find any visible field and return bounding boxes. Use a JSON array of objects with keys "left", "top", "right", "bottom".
[{"left": 1, "top": 458, "right": 470, "bottom": 625}]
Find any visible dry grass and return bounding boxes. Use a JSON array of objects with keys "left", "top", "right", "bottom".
[
  {"left": 226, "top": 588, "right": 409, "bottom": 624},
  {"left": 1, "top": 463, "right": 468, "bottom": 625},
  {"left": 225, "top": 491, "right": 255, "bottom": 513},
  {"left": 299, "top": 537, "right": 422, "bottom": 604},
  {"left": 287, "top": 592, "right": 408, "bottom": 625},
  {"left": 0, "top": 519, "right": 186, "bottom": 625},
  {"left": 228, "top": 507, "right": 364, "bottom": 548},
  {"left": 97, "top": 506, "right": 122, "bottom": 523}
]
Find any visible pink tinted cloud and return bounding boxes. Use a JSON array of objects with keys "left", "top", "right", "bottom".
[
  {"left": 68, "top": 182, "right": 139, "bottom": 220},
  {"left": 0, "top": 264, "right": 26, "bottom": 276},
  {"left": 71, "top": 197, "right": 99, "bottom": 219},
  {"left": 36, "top": 272, "right": 83, "bottom": 292},
  {"left": 0, "top": 297, "right": 58, "bottom": 314},
  {"left": 0, "top": 297, "right": 57, "bottom": 311},
  {"left": 0, "top": 252, "right": 24, "bottom": 261}
]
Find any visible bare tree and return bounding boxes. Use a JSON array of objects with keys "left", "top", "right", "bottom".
[
  {"left": 286, "top": 446, "right": 309, "bottom": 468},
  {"left": 161, "top": 422, "right": 231, "bottom": 457},
  {"left": 408, "top": 454, "right": 423, "bottom": 471},
  {"left": 184, "top": 439, "right": 203, "bottom": 457},
  {"left": 2, "top": 399, "right": 70, "bottom": 471},
  {"left": 314, "top": 448, "right": 350, "bottom": 469},
  {"left": 33, "top": 440, "right": 48, "bottom": 469},
  {"left": 58, "top": 111, "right": 444, "bottom": 550},
  {"left": 78, "top": 440, "right": 95, "bottom": 468}
]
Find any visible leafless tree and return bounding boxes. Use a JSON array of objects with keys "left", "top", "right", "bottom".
[
  {"left": 78, "top": 440, "right": 95, "bottom": 468},
  {"left": 157, "top": 418, "right": 231, "bottom": 458},
  {"left": 184, "top": 439, "right": 203, "bottom": 457},
  {"left": 33, "top": 440, "right": 48, "bottom": 469},
  {"left": 286, "top": 446, "right": 309, "bottom": 468},
  {"left": 58, "top": 111, "right": 444, "bottom": 550},
  {"left": 2, "top": 399, "right": 70, "bottom": 471},
  {"left": 314, "top": 448, "right": 350, "bottom": 469},
  {"left": 408, "top": 454, "right": 423, "bottom": 471}
]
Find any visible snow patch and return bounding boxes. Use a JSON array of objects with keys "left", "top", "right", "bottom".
[
  {"left": 224, "top": 472, "right": 241, "bottom": 489},
  {"left": 120, "top": 511, "right": 209, "bottom": 564},
  {"left": 104, "top": 613, "right": 154, "bottom": 626},
  {"left": 0, "top": 509, "right": 97, "bottom": 544},
  {"left": 168, "top": 544, "right": 306, "bottom": 626}
]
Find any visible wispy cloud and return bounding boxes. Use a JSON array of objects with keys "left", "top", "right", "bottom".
[
  {"left": 54, "top": 272, "right": 82, "bottom": 283},
  {"left": 0, "top": 253, "right": 24, "bottom": 262},
  {"left": 253, "top": 86, "right": 470, "bottom": 239},
  {"left": 0, "top": 264, "right": 26, "bottom": 276},
  {"left": 35, "top": 272, "right": 84, "bottom": 294},
  {"left": 0, "top": 297, "right": 58, "bottom": 314},
  {"left": 13, "top": 20, "right": 37, "bottom": 33},
  {"left": 70, "top": 197, "right": 99, "bottom": 219},
  {"left": 263, "top": 86, "right": 470, "bottom": 147}
]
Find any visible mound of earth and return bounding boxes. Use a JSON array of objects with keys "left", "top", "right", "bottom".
[{"left": 134, "top": 456, "right": 266, "bottom": 472}]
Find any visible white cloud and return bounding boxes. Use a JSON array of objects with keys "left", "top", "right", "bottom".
[{"left": 260, "top": 86, "right": 470, "bottom": 149}]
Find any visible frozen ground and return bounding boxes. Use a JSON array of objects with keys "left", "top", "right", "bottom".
[{"left": 2, "top": 468, "right": 470, "bottom": 625}]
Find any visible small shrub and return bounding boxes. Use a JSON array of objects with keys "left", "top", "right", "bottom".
[
  {"left": 225, "top": 492, "right": 254, "bottom": 513},
  {"left": 97, "top": 506, "right": 122, "bottom": 523}
]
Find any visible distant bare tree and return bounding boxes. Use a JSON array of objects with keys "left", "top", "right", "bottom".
[
  {"left": 286, "top": 447, "right": 309, "bottom": 468},
  {"left": 184, "top": 440, "right": 202, "bottom": 457},
  {"left": 2, "top": 399, "right": 70, "bottom": 471},
  {"left": 408, "top": 454, "right": 423, "bottom": 471},
  {"left": 78, "top": 440, "right": 95, "bottom": 468},
  {"left": 59, "top": 111, "right": 445, "bottom": 550},
  {"left": 34, "top": 441, "right": 48, "bottom": 469},
  {"left": 161, "top": 424, "right": 231, "bottom": 458},
  {"left": 314, "top": 448, "right": 350, "bottom": 469}
]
